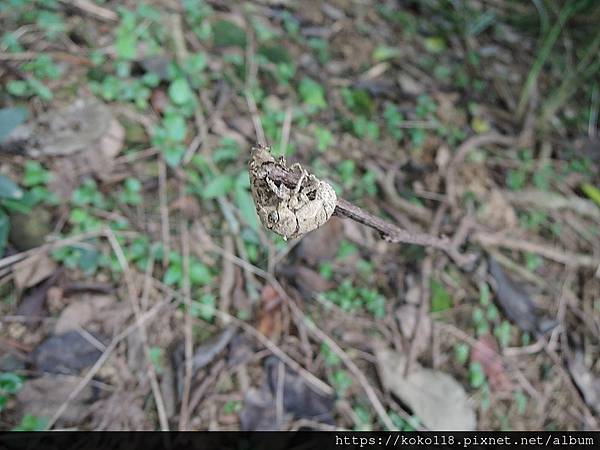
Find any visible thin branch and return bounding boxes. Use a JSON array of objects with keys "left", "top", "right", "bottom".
[{"left": 263, "top": 163, "right": 475, "bottom": 268}]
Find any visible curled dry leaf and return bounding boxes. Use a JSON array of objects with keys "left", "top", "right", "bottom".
[
  {"left": 13, "top": 253, "right": 57, "bottom": 291},
  {"left": 265, "top": 356, "right": 335, "bottom": 425},
  {"left": 249, "top": 145, "right": 337, "bottom": 240},
  {"left": 191, "top": 326, "right": 236, "bottom": 372},
  {"left": 567, "top": 351, "right": 600, "bottom": 416},
  {"left": 488, "top": 257, "right": 556, "bottom": 335},
  {"left": 240, "top": 386, "right": 283, "bottom": 431},
  {"left": 239, "top": 356, "right": 335, "bottom": 431},
  {"left": 374, "top": 341, "right": 476, "bottom": 431}
]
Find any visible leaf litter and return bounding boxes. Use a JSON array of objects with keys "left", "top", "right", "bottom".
[{"left": 1, "top": 0, "right": 599, "bottom": 432}]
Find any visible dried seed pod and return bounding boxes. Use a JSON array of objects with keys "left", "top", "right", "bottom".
[{"left": 249, "top": 145, "right": 337, "bottom": 240}]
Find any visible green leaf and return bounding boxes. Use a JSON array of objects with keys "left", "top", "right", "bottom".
[
  {"left": 0, "top": 210, "right": 9, "bottom": 257},
  {"left": 258, "top": 44, "right": 291, "bottom": 64},
  {"left": 169, "top": 77, "right": 193, "bottom": 105},
  {"left": 213, "top": 20, "right": 247, "bottom": 48},
  {"left": 192, "top": 293, "right": 216, "bottom": 321},
  {"left": 582, "top": 182, "right": 600, "bottom": 208},
  {"left": 468, "top": 361, "right": 486, "bottom": 388},
  {"left": 213, "top": 138, "right": 240, "bottom": 163},
  {"left": 314, "top": 126, "right": 333, "bottom": 152},
  {"left": 163, "top": 113, "right": 187, "bottom": 142},
  {"left": 0, "top": 175, "right": 23, "bottom": 200},
  {"left": 454, "top": 343, "right": 470, "bottom": 365},
  {"left": 189, "top": 260, "right": 212, "bottom": 286},
  {"left": 424, "top": 36, "right": 446, "bottom": 53},
  {"left": 430, "top": 279, "right": 452, "bottom": 312},
  {"left": 0, "top": 107, "right": 28, "bottom": 142},
  {"left": 12, "top": 414, "right": 49, "bottom": 431},
  {"left": 7, "top": 80, "right": 28, "bottom": 97},
  {"left": 0, "top": 372, "right": 22, "bottom": 394},
  {"left": 27, "top": 78, "right": 52, "bottom": 100},
  {"left": 183, "top": 53, "right": 207, "bottom": 73},
  {"left": 163, "top": 145, "right": 185, "bottom": 168},
  {"left": 116, "top": 26, "right": 137, "bottom": 60},
  {"left": 234, "top": 180, "right": 260, "bottom": 232},
  {"left": 373, "top": 45, "right": 401, "bottom": 62},
  {"left": 202, "top": 174, "right": 234, "bottom": 199},
  {"left": 163, "top": 263, "right": 182, "bottom": 286},
  {"left": 23, "top": 161, "right": 51, "bottom": 186},
  {"left": 299, "top": 77, "right": 326, "bottom": 111},
  {"left": 149, "top": 347, "right": 164, "bottom": 374}
]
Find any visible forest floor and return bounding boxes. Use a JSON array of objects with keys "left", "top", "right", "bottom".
[{"left": 0, "top": 0, "right": 599, "bottom": 431}]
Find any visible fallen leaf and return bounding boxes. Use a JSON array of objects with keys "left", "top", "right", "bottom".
[
  {"left": 239, "top": 386, "right": 283, "bottom": 431},
  {"left": 10, "top": 98, "right": 113, "bottom": 157},
  {"left": 13, "top": 253, "right": 57, "bottom": 290},
  {"left": 31, "top": 330, "right": 104, "bottom": 375},
  {"left": 17, "top": 374, "right": 96, "bottom": 425},
  {"left": 257, "top": 285, "right": 282, "bottom": 340},
  {"left": 227, "top": 334, "right": 254, "bottom": 369},
  {"left": 79, "top": 117, "right": 125, "bottom": 180},
  {"left": 265, "top": 356, "right": 335, "bottom": 425},
  {"left": 16, "top": 270, "right": 61, "bottom": 324},
  {"left": 488, "top": 257, "right": 556, "bottom": 334},
  {"left": 375, "top": 342, "right": 476, "bottom": 430},
  {"left": 192, "top": 326, "right": 236, "bottom": 372},
  {"left": 54, "top": 294, "right": 114, "bottom": 335},
  {"left": 471, "top": 334, "right": 511, "bottom": 392},
  {"left": 567, "top": 351, "right": 600, "bottom": 415}
]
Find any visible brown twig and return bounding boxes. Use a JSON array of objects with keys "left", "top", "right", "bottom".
[
  {"left": 472, "top": 231, "right": 600, "bottom": 269},
  {"left": 178, "top": 188, "right": 194, "bottom": 431},
  {"left": 263, "top": 163, "right": 475, "bottom": 268}
]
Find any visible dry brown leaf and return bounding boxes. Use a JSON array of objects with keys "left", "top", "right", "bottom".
[
  {"left": 488, "top": 257, "right": 556, "bottom": 334},
  {"left": 83, "top": 118, "right": 125, "bottom": 180},
  {"left": 32, "top": 330, "right": 104, "bottom": 374},
  {"left": 471, "top": 334, "right": 511, "bottom": 392},
  {"left": 54, "top": 294, "right": 114, "bottom": 335},
  {"left": 17, "top": 375, "right": 96, "bottom": 424},
  {"left": 13, "top": 253, "right": 57, "bottom": 290},
  {"left": 240, "top": 386, "right": 283, "bottom": 431},
  {"left": 567, "top": 351, "right": 600, "bottom": 415},
  {"left": 375, "top": 341, "right": 476, "bottom": 430},
  {"left": 257, "top": 284, "right": 282, "bottom": 341}
]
